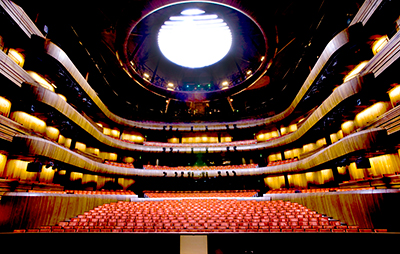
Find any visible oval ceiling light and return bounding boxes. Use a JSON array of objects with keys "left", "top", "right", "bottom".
[{"left": 158, "top": 8, "right": 232, "bottom": 68}]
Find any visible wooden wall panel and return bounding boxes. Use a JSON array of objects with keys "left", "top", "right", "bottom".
[
  {"left": 42, "top": 26, "right": 358, "bottom": 130},
  {"left": 12, "top": 134, "right": 164, "bottom": 177},
  {"left": 10, "top": 128, "right": 386, "bottom": 178},
  {"left": 267, "top": 189, "right": 400, "bottom": 230},
  {"left": 1, "top": 190, "right": 399, "bottom": 232},
  {"left": 0, "top": 193, "right": 131, "bottom": 231}
]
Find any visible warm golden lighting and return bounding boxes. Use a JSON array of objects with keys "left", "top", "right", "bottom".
[
  {"left": 354, "top": 102, "right": 391, "bottom": 128},
  {"left": 264, "top": 175, "right": 285, "bottom": 189},
  {"left": 27, "top": 71, "right": 55, "bottom": 92},
  {"left": 337, "top": 130, "right": 344, "bottom": 140},
  {"left": 370, "top": 154, "right": 400, "bottom": 176},
  {"left": 372, "top": 35, "right": 389, "bottom": 55},
  {"left": 181, "top": 133, "right": 221, "bottom": 143},
  {"left": 121, "top": 132, "right": 144, "bottom": 143},
  {"left": 57, "top": 94, "right": 67, "bottom": 101},
  {"left": 8, "top": 49, "right": 25, "bottom": 67},
  {"left": 82, "top": 174, "right": 97, "bottom": 185},
  {"left": 45, "top": 126, "right": 60, "bottom": 141},
  {"left": 86, "top": 147, "right": 100, "bottom": 156},
  {"left": 388, "top": 84, "right": 400, "bottom": 107},
  {"left": 167, "top": 83, "right": 174, "bottom": 87},
  {"left": 0, "top": 96, "right": 11, "bottom": 117},
  {"left": 348, "top": 162, "right": 365, "bottom": 180},
  {"left": 109, "top": 153, "right": 118, "bottom": 161},
  {"left": 280, "top": 127, "right": 287, "bottom": 135},
  {"left": 39, "top": 165, "right": 55, "bottom": 183},
  {"left": 343, "top": 61, "right": 369, "bottom": 83},
  {"left": 3, "top": 160, "right": 36, "bottom": 181},
  {"left": 99, "top": 152, "right": 118, "bottom": 161},
  {"left": 0, "top": 153, "right": 7, "bottom": 176},
  {"left": 168, "top": 137, "right": 180, "bottom": 143},
  {"left": 268, "top": 152, "right": 282, "bottom": 162},
  {"left": 123, "top": 157, "right": 134, "bottom": 163},
  {"left": 330, "top": 133, "right": 338, "bottom": 143},
  {"left": 260, "top": 56, "right": 265, "bottom": 61},
  {"left": 103, "top": 127, "right": 111, "bottom": 136},
  {"left": 10, "top": 111, "right": 47, "bottom": 134},
  {"left": 70, "top": 172, "right": 83, "bottom": 181},
  {"left": 144, "top": 73, "right": 150, "bottom": 79},
  {"left": 341, "top": 120, "right": 355, "bottom": 136},
  {"left": 303, "top": 143, "right": 317, "bottom": 153},
  {"left": 111, "top": 128, "right": 120, "bottom": 138},
  {"left": 316, "top": 137, "right": 326, "bottom": 147},
  {"left": 246, "top": 70, "right": 252, "bottom": 75},
  {"left": 288, "top": 124, "right": 298, "bottom": 132},
  {"left": 64, "top": 138, "right": 72, "bottom": 148},
  {"left": 74, "top": 142, "right": 86, "bottom": 152}
]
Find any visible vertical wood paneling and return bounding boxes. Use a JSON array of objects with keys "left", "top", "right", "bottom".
[
  {"left": 268, "top": 190, "right": 400, "bottom": 229},
  {"left": 0, "top": 193, "right": 131, "bottom": 231}
]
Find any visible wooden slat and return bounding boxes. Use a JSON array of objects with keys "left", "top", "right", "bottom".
[
  {"left": 0, "top": 0, "right": 44, "bottom": 38},
  {"left": 267, "top": 189, "right": 400, "bottom": 229},
  {"left": 0, "top": 50, "right": 35, "bottom": 87},
  {"left": 12, "top": 134, "right": 164, "bottom": 177},
  {"left": 245, "top": 128, "right": 387, "bottom": 176},
  {"left": 248, "top": 74, "right": 368, "bottom": 150},
  {"left": 42, "top": 26, "right": 359, "bottom": 130},
  {"left": 11, "top": 128, "right": 386, "bottom": 178},
  {"left": 350, "top": 0, "right": 383, "bottom": 26},
  {"left": 26, "top": 73, "right": 367, "bottom": 154},
  {"left": 361, "top": 28, "right": 400, "bottom": 78},
  {"left": 0, "top": 193, "right": 130, "bottom": 231}
]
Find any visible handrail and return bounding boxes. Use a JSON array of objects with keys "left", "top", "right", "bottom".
[
  {"left": 41, "top": 25, "right": 359, "bottom": 130},
  {"left": 12, "top": 128, "right": 386, "bottom": 177}
]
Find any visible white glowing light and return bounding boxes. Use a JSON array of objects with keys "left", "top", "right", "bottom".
[
  {"left": 181, "top": 8, "right": 205, "bottom": 15},
  {"left": 158, "top": 9, "right": 232, "bottom": 68}
]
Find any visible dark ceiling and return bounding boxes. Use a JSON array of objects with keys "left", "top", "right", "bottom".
[{"left": 15, "top": 0, "right": 365, "bottom": 123}]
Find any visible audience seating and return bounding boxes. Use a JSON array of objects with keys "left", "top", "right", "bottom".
[
  {"left": 12, "top": 199, "right": 386, "bottom": 233},
  {"left": 266, "top": 187, "right": 375, "bottom": 194},
  {"left": 26, "top": 189, "right": 136, "bottom": 195},
  {"left": 143, "top": 164, "right": 258, "bottom": 171},
  {"left": 144, "top": 190, "right": 258, "bottom": 198},
  {"left": 143, "top": 140, "right": 257, "bottom": 148},
  {"left": 267, "top": 158, "right": 298, "bottom": 166},
  {"left": 104, "top": 161, "right": 135, "bottom": 168},
  {"left": 66, "top": 190, "right": 136, "bottom": 195}
]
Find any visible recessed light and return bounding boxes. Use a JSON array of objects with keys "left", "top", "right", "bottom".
[{"left": 158, "top": 9, "right": 232, "bottom": 68}]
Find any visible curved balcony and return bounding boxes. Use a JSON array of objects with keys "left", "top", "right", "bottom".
[
  {"left": 11, "top": 128, "right": 386, "bottom": 177},
  {"left": 40, "top": 24, "right": 360, "bottom": 130}
]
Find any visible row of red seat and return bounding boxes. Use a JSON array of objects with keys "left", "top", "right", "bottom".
[
  {"left": 14, "top": 199, "right": 384, "bottom": 233},
  {"left": 104, "top": 161, "right": 135, "bottom": 168},
  {"left": 267, "top": 158, "right": 298, "bottom": 166},
  {"left": 144, "top": 191, "right": 258, "bottom": 198},
  {"left": 144, "top": 193, "right": 258, "bottom": 198},
  {"left": 67, "top": 190, "right": 136, "bottom": 195},
  {"left": 13, "top": 226, "right": 387, "bottom": 233},
  {"left": 27, "top": 190, "right": 136, "bottom": 195},
  {"left": 143, "top": 140, "right": 257, "bottom": 148},
  {"left": 266, "top": 187, "right": 375, "bottom": 194},
  {"left": 143, "top": 164, "right": 258, "bottom": 171}
]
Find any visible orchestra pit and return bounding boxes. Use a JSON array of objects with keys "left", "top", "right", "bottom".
[{"left": 0, "top": 0, "right": 399, "bottom": 253}]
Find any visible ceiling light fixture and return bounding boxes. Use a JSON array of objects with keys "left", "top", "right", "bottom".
[{"left": 158, "top": 8, "right": 232, "bottom": 68}]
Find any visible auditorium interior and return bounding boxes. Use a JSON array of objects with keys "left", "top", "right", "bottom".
[{"left": 0, "top": 0, "right": 400, "bottom": 252}]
